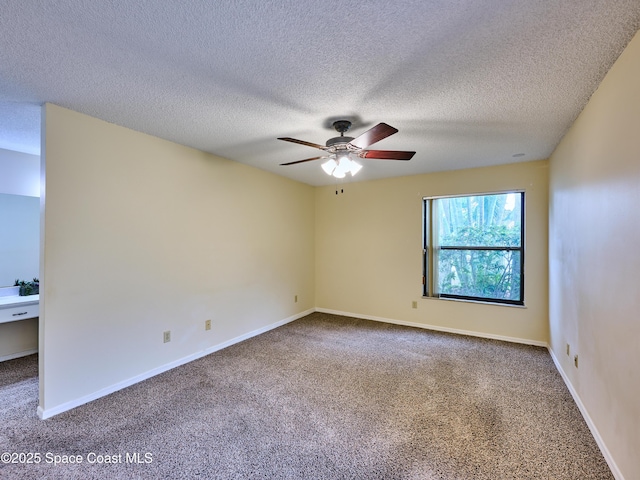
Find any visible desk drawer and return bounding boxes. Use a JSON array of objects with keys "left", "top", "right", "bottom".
[{"left": 0, "top": 303, "right": 39, "bottom": 324}]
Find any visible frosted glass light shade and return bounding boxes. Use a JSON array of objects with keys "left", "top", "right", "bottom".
[
  {"left": 321, "top": 158, "right": 337, "bottom": 175},
  {"left": 333, "top": 156, "right": 352, "bottom": 177},
  {"left": 349, "top": 160, "right": 362, "bottom": 175}
]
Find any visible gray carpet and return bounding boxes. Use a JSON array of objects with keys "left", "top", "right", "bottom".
[{"left": 0, "top": 312, "right": 612, "bottom": 479}]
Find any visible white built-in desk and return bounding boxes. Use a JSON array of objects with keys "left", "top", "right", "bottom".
[{"left": 0, "top": 295, "right": 39, "bottom": 324}]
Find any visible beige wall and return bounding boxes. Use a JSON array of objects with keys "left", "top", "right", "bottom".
[
  {"left": 549, "top": 31, "right": 640, "bottom": 479},
  {"left": 40, "top": 104, "right": 315, "bottom": 415},
  {"left": 316, "top": 159, "right": 549, "bottom": 345}
]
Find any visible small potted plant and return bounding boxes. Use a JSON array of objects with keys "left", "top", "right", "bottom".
[{"left": 15, "top": 278, "right": 39, "bottom": 296}]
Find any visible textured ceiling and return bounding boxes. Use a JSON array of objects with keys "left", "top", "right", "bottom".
[{"left": 1, "top": 1, "right": 638, "bottom": 186}]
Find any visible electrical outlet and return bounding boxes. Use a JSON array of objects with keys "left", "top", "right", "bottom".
[
  {"left": 205, "top": 319, "right": 211, "bottom": 331},
  {"left": 412, "top": 301, "right": 418, "bottom": 309},
  {"left": 295, "top": 295, "right": 298, "bottom": 303},
  {"left": 163, "top": 330, "right": 171, "bottom": 343},
  {"left": 566, "top": 343, "right": 570, "bottom": 356},
  {"left": 574, "top": 354, "right": 579, "bottom": 368}
]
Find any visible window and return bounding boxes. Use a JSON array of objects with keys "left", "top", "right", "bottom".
[{"left": 423, "top": 192, "right": 524, "bottom": 305}]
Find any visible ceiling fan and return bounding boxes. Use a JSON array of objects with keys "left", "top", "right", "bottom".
[{"left": 278, "top": 120, "right": 415, "bottom": 178}]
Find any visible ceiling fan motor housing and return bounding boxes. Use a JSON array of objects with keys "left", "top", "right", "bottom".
[
  {"left": 326, "top": 120, "right": 354, "bottom": 150},
  {"left": 326, "top": 136, "right": 355, "bottom": 148}
]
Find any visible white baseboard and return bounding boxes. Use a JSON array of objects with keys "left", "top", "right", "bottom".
[
  {"left": 315, "top": 307, "right": 548, "bottom": 347},
  {"left": 548, "top": 348, "right": 623, "bottom": 480},
  {"left": 0, "top": 348, "right": 38, "bottom": 362},
  {"left": 37, "top": 309, "right": 314, "bottom": 420}
]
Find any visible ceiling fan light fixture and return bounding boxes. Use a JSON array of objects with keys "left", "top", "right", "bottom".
[
  {"left": 336, "top": 151, "right": 351, "bottom": 161},
  {"left": 321, "top": 154, "right": 362, "bottom": 178}
]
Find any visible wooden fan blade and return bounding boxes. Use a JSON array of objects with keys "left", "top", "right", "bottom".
[
  {"left": 359, "top": 150, "right": 415, "bottom": 160},
  {"left": 278, "top": 137, "right": 327, "bottom": 150},
  {"left": 349, "top": 123, "right": 398, "bottom": 149},
  {"left": 280, "top": 156, "right": 326, "bottom": 166}
]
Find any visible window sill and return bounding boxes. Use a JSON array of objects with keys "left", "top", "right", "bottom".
[{"left": 421, "top": 296, "right": 526, "bottom": 308}]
